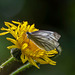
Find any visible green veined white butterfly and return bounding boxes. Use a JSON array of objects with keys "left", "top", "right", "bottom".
[{"left": 26, "top": 30, "right": 61, "bottom": 54}]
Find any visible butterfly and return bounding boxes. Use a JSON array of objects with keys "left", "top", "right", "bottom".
[{"left": 26, "top": 30, "right": 61, "bottom": 54}]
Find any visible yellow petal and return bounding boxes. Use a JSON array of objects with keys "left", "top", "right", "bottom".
[
  {"left": 28, "top": 57, "right": 40, "bottom": 69},
  {"left": 12, "top": 21, "right": 21, "bottom": 25},
  {"left": 26, "top": 25, "right": 30, "bottom": 32},
  {"left": 8, "top": 30, "right": 18, "bottom": 39},
  {"left": 7, "top": 45, "right": 19, "bottom": 49},
  {"left": 6, "top": 37, "right": 19, "bottom": 47},
  {"left": 11, "top": 27, "right": 17, "bottom": 30},
  {"left": 21, "top": 43, "right": 28, "bottom": 50},
  {"left": 47, "top": 49, "right": 58, "bottom": 54},
  {"left": 1, "top": 27, "right": 9, "bottom": 31},
  {"left": 33, "top": 29, "right": 39, "bottom": 32},
  {"left": 4, "top": 22, "right": 10, "bottom": 28},
  {"left": 47, "top": 54, "right": 55, "bottom": 57},
  {"left": 42, "top": 55, "right": 56, "bottom": 65},
  {"left": 5, "top": 22, "right": 17, "bottom": 28},
  {"left": 21, "top": 54, "right": 28, "bottom": 63},
  {"left": 34, "top": 58, "right": 48, "bottom": 64},
  {"left": 29, "top": 24, "right": 35, "bottom": 32},
  {"left": 17, "top": 36, "right": 23, "bottom": 44},
  {"left": 21, "top": 21, "right": 28, "bottom": 30},
  {"left": 0, "top": 32, "right": 9, "bottom": 36}
]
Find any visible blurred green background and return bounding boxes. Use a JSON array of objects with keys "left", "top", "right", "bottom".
[{"left": 0, "top": 0, "right": 75, "bottom": 75}]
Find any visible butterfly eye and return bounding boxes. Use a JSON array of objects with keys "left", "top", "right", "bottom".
[
  {"left": 10, "top": 48, "right": 21, "bottom": 60},
  {"left": 26, "top": 32, "right": 30, "bottom": 34}
]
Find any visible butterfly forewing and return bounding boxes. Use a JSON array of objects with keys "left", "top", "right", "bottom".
[{"left": 31, "top": 30, "right": 61, "bottom": 41}]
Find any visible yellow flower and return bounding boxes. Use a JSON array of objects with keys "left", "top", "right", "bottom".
[{"left": 0, "top": 21, "right": 58, "bottom": 69}]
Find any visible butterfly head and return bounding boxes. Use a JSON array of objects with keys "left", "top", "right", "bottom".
[{"left": 26, "top": 32, "right": 31, "bottom": 35}]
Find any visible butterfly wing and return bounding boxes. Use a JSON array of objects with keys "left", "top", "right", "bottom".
[{"left": 28, "top": 30, "right": 61, "bottom": 51}]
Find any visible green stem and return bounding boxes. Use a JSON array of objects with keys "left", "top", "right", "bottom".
[
  {"left": 0, "top": 57, "right": 14, "bottom": 68},
  {"left": 10, "top": 62, "right": 32, "bottom": 75}
]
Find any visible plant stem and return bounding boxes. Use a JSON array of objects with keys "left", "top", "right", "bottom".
[
  {"left": 10, "top": 62, "right": 32, "bottom": 75},
  {"left": 0, "top": 57, "right": 14, "bottom": 68}
]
